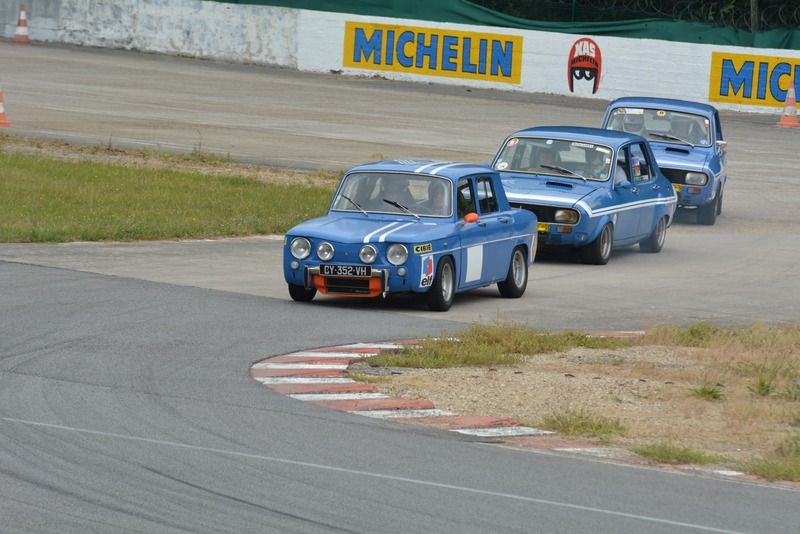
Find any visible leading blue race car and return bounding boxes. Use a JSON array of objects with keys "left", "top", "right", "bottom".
[
  {"left": 491, "top": 126, "right": 677, "bottom": 265},
  {"left": 601, "top": 97, "right": 727, "bottom": 225},
  {"left": 283, "top": 161, "right": 538, "bottom": 311}
]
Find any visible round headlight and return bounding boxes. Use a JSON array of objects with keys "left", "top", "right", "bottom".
[
  {"left": 290, "top": 237, "right": 311, "bottom": 259},
  {"left": 685, "top": 172, "right": 708, "bottom": 186},
  {"left": 554, "top": 209, "right": 579, "bottom": 224},
  {"left": 317, "top": 242, "right": 334, "bottom": 261},
  {"left": 359, "top": 244, "right": 377, "bottom": 264},
  {"left": 387, "top": 244, "right": 408, "bottom": 266}
]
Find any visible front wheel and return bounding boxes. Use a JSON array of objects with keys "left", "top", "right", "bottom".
[
  {"left": 697, "top": 194, "right": 719, "bottom": 225},
  {"left": 580, "top": 223, "right": 613, "bottom": 265},
  {"left": 288, "top": 283, "right": 316, "bottom": 302},
  {"left": 497, "top": 247, "right": 528, "bottom": 298},
  {"left": 639, "top": 216, "right": 667, "bottom": 253},
  {"left": 426, "top": 256, "right": 455, "bottom": 311}
]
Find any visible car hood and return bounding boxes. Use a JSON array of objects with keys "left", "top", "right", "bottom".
[
  {"left": 650, "top": 143, "right": 710, "bottom": 172},
  {"left": 500, "top": 173, "right": 599, "bottom": 206},
  {"left": 287, "top": 215, "right": 452, "bottom": 244}
]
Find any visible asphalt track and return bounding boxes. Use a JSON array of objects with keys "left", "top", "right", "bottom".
[{"left": 1, "top": 43, "right": 800, "bottom": 533}]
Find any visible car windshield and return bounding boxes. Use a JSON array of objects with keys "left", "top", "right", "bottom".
[
  {"left": 330, "top": 172, "right": 452, "bottom": 217},
  {"left": 606, "top": 107, "right": 712, "bottom": 147},
  {"left": 493, "top": 137, "right": 613, "bottom": 182}
]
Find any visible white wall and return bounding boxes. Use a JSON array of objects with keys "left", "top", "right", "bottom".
[{"left": 3, "top": 0, "right": 800, "bottom": 112}]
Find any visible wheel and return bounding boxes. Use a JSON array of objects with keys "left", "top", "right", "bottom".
[
  {"left": 580, "top": 223, "right": 613, "bottom": 265},
  {"left": 716, "top": 187, "right": 724, "bottom": 216},
  {"left": 697, "top": 192, "right": 718, "bottom": 225},
  {"left": 639, "top": 216, "right": 667, "bottom": 253},
  {"left": 497, "top": 247, "right": 528, "bottom": 298},
  {"left": 426, "top": 256, "right": 455, "bottom": 311},
  {"left": 288, "top": 283, "right": 316, "bottom": 302}
]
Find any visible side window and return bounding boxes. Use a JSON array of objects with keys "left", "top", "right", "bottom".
[
  {"left": 629, "top": 143, "right": 651, "bottom": 184},
  {"left": 456, "top": 179, "right": 476, "bottom": 219},
  {"left": 615, "top": 147, "right": 629, "bottom": 187},
  {"left": 475, "top": 176, "right": 499, "bottom": 214},
  {"left": 714, "top": 112, "right": 723, "bottom": 141}
]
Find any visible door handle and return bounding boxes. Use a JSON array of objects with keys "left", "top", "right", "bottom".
[
  {"left": 499, "top": 217, "right": 510, "bottom": 224},
  {"left": 631, "top": 187, "right": 640, "bottom": 194},
  {"left": 477, "top": 222, "right": 487, "bottom": 228},
  {"left": 651, "top": 184, "right": 660, "bottom": 190}
]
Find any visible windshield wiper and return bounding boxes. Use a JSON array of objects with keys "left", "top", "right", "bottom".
[
  {"left": 648, "top": 133, "right": 695, "bottom": 148},
  {"left": 341, "top": 194, "right": 368, "bottom": 217},
  {"left": 539, "top": 164, "right": 587, "bottom": 182},
  {"left": 383, "top": 199, "right": 420, "bottom": 220}
]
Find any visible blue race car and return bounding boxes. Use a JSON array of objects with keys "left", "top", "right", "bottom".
[
  {"left": 602, "top": 97, "right": 727, "bottom": 225},
  {"left": 284, "top": 161, "right": 538, "bottom": 311},
  {"left": 491, "top": 126, "right": 677, "bottom": 265}
]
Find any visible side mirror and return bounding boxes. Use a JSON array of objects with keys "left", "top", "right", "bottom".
[
  {"left": 716, "top": 140, "right": 727, "bottom": 151},
  {"left": 464, "top": 212, "right": 479, "bottom": 224}
]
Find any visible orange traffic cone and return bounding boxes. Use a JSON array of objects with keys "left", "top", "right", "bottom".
[
  {"left": 777, "top": 79, "right": 800, "bottom": 128},
  {"left": 0, "top": 87, "right": 11, "bottom": 127},
  {"left": 14, "top": 4, "right": 30, "bottom": 44}
]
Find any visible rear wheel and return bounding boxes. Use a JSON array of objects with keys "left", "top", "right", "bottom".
[
  {"left": 497, "top": 247, "right": 528, "bottom": 298},
  {"left": 288, "top": 283, "right": 316, "bottom": 302},
  {"left": 639, "top": 216, "right": 667, "bottom": 253},
  {"left": 580, "top": 223, "right": 613, "bottom": 265},
  {"left": 426, "top": 257, "right": 455, "bottom": 311}
]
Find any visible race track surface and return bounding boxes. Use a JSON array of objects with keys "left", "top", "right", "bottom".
[{"left": 1, "top": 43, "right": 799, "bottom": 533}]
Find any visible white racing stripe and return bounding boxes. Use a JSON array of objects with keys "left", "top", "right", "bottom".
[
  {"left": 255, "top": 377, "right": 356, "bottom": 384},
  {"left": 363, "top": 222, "right": 399, "bottom": 243},
  {"left": 378, "top": 222, "right": 415, "bottom": 242},
  {"left": 414, "top": 161, "right": 451, "bottom": 173},
  {"left": 290, "top": 393, "right": 389, "bottom": 401},
  {"left": 430, "top": 162, "right": 461, "bottom": 175},
  {"left": 452, "top": 427, "right": 555, "bottom": 437}
]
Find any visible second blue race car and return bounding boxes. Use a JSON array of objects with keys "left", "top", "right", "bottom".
[
  {"left": 284, "top": 161, "right": 538, "bottom": 311},
  {"left": 491, "top": 126, "right": 677, "bottom": 265}
]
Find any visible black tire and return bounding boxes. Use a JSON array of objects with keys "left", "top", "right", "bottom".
[
  {"left": 639, "top": 216, "right": 667, "bottom": 253},
  {"left": 497, "top": 247, "right": 528, "bottom": 298},
  {"left": 697, "top": 193, "right": 719, "bottom": 225},
  {"left": 716, "top": 187, "right": 724, "bottom": 216},
  {"left": 426, "top": 256, "right": 455, "bottom": 311},
  {"left": 288, "top": 283, "right": 316, "bottom": 302},
  {"left": 580, "top": 223, "right": 613, "bottom": 265}
]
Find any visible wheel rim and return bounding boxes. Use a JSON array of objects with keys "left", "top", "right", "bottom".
[
  {"left": 511, "top": 250, "right": 526, "bottom": 287},
  {"left": 600, "top": 225, "right": 612, "bottom": 259},
  {"left": 441, "top": 262, "right": 454, "bottom": 302},
  {"left": 656, "top": 218, "right": 666, "bottom": 247}
]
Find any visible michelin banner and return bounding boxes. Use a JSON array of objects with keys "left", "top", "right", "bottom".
[{"left": 709, "top": 51, "right": 800, "bottom": 107}]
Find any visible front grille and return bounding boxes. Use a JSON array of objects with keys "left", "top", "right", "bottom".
[
  {"left": 511, "top": 203, "right": 577, "bottom": 225},
  {"left": 661, "top": 168, "right": 689, "bottom": 185},
  {"left": 325, "top": 277, "right": 371, "bottom": 294}
]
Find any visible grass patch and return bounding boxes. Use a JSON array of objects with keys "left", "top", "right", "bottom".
[
  {"left": 0, "top": 152, "right": 332, "bottom": 242},
  {"left": 748, "top": 375, "right": 776, "bottom": 397},
  {"left": 366, "top": 323, "right": 629, "bottom": 369},
  {"left": 690, "top": 383, "right": 726, "bottom": 401},
  {"left": 633, "top": 442, "right": 723, "bottom": 465},
  {"left": 346, "top": 372, "right": 391, "bottom": 384},
  {"left": 538, "top": 409, "right": 626, "bottom": 442},
  {"left": 745, "top": 434, "right": 800, "bottom": 481}
]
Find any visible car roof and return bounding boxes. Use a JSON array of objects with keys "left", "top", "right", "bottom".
[
  {"left": 608, "top": 96, "right": 717, "bottom": 117},
  {"left": 345, "top": 160, "right": 496, "bottom": 181},
  {"left": 504, "top": 126, "right": 644, "bottom": 149}
]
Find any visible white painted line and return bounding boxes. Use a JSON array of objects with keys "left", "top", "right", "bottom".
[
  {"left": 0, "top": 417, "right": 759, "bottom": 534},
  {"left": 451, "top": 427, "right": 555, "bottom": 438},
  {"left": 350, "top": 409, "right": 455, "bottom": 419},
  {"left": 338, "top": 343, "right": 405, "bottom": 350},
  {"left": 677, "top": 467, "right": 745, "bottom": 477},
  {"left": 255, "top": 377, "right": 356, "bottom": 384},
  {"left": 290, "top": 393, "right": 389, "bottom": 401},
  {"left": 255, "top": 363, "right": 348, "bottom": 370},
  {"left": 292, "top": 351, "right": 376, "bottom": 358},
  {"left": 554, "top": 448, "right": 629, "bottom": 458}
]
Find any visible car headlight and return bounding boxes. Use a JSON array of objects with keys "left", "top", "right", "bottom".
[
  {"left": 317, "top": 242, "right": 334, "bottom": 261},
  {"left": 387, "top": 244, "right": 408, "bottom": 266},
  {"left": 554, "top": 209, "right": 579, "bottom": 224},
  {"left": 359, "top": 244, "right": 377, "bottom": 264},
  {"left": 290, "top": 237, "right": 311, "bottom": 259},
  {"left": 685, "top": 172, "right": 708, "bottom": 186}
]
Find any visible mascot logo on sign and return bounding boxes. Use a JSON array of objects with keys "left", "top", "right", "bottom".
[{"left": 568, "top": 38, "right": 602, "bottom": 94}]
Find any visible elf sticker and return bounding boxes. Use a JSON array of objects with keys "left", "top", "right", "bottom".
[{"left": 420, "top": 254, "right": 434, "bottom": 287}]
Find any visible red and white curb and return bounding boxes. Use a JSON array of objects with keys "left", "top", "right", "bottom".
[{"left": 250, "top": 338, "right": 760, "bottom": 482}]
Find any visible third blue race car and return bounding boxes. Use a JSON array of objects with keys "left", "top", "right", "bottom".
[{"left": 491, "top": 126, "right": 677, "bottom": 265}]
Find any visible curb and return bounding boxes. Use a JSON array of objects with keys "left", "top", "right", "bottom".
[{"left": 251, "top": 338, "right": 798, "bottom": 488}]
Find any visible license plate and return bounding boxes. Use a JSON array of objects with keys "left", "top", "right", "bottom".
[
  {"left": 673, "top": 184, "right": 682, "bottom": 192},
  {"left": 320, "top": 264, "right": 371, "bottom": 277},
  {"left": 537, "top": 223, "right": 550, "bottom": 233}
]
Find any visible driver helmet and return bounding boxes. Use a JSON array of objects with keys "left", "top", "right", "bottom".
[{"left": 622, "top": 113, "right": 645, "bottom": 134}]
